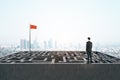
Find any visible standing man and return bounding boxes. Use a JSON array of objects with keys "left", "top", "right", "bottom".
[{"left": 86, "top": 37, "right": 93, "bottom": 64}]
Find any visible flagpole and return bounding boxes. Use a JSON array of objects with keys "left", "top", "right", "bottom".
[
  {"left": 29, "top": 24, "right": 37, "bottom": 53},
  {"left": 29, "top": 26, "right": 31, "bottom": 53}
]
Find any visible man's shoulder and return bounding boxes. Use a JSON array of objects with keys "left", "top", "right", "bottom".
[
  {"left": 87, "top": 41, "right": 92, "bottom": 42},
  {"left": 87, "top": 41, "right": 92, "bottom": 44}
]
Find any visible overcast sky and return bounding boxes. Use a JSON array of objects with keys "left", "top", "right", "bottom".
[{"left": 0, "top": 0, "right": 120, "bottom": 46}]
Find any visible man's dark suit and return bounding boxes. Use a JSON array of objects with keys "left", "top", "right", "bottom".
[{"left": 86, "top": 41, "right": 92, "bottom": 63}]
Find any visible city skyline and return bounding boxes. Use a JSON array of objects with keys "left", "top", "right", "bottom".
[
  {"left": 0, "top": 0, "right": 120, "bottom": 47},
  {"left": 19, "top": 38, "right": 81, "bottom": 50}
]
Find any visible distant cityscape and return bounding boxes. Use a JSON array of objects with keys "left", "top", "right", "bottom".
[
  {"left": 19, "top": 38, "right": 81, "bottom": 51},
  {"left": 0, "top": 39, "right": 120, "bottom": 58}
]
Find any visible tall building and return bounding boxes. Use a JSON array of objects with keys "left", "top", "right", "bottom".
[
  {"left": 20, "top": 39, "right": 29, "bottom": 50},
  {"left": 32, "top": 39, "right": 40, "bottom": 49},
  {"left": 43, "top": 41, "right": 47, "bottom": 50},
  {"left": 48, "top": 39, "right": 53, "bottom": 49}
]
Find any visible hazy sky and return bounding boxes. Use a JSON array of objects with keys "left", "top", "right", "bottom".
[{"left": 0, "top": 0, "right": 120, "bottom": 46}]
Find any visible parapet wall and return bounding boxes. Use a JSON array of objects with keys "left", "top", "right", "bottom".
[{"left": 0, "top": 64, "right": 120, "bottom": 80}]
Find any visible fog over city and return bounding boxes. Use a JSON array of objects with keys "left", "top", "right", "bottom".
[{"left": 0, "top": 0, "right": 120, "bottom": 57}]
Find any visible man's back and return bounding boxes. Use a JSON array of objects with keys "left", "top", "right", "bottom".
[
  {"left": 86, "top": 41, "right": 92, "bottom": 52},
  {"left": 86, "top": 37, "right": 93, "bottom": 63}
]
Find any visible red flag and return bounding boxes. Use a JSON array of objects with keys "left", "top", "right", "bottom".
[{"left": 30, "top": 24, "right": 37, "bottom": 29}]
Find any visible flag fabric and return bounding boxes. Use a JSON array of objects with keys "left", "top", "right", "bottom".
[{"left": 30, "top": 24, "right": 37, "bottom": 29}]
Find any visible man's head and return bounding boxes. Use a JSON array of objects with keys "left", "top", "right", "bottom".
[{"left": 88, "top": 37, "right": 90, "bottom": 40}]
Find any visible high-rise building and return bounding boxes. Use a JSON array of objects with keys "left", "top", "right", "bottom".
[
  {"left": 48, "top": 39, "right": 53, "bottom": 49},
  {"left": 20, "top": 39, "right": 29, "bottom": 50},
  {"left": 43, "top": 41, "right": 47, "bottom": 50},
  {"left": 32, "top": 39, "right": 40, "bottom": 49}
]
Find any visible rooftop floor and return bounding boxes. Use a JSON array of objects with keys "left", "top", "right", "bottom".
[{"left": 0, "top": 51, "right": 120, "bottom": 64}]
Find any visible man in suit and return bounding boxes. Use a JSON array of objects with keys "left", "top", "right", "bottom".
[{"left": 86, "top": 37, "right": 93, "bottom": 64}]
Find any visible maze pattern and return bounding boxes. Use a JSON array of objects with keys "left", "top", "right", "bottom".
[{"left": 0, "top": 51, "right": 120, "bottom": 63}]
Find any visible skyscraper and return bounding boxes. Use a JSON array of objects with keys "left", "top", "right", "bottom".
[{"left": 20, "top": 39, "right": 29, "bottom": 50}]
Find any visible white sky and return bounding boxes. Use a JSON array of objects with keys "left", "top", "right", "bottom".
[{"left": 0, "top": 0, "right": 120, "bottom": 46}]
